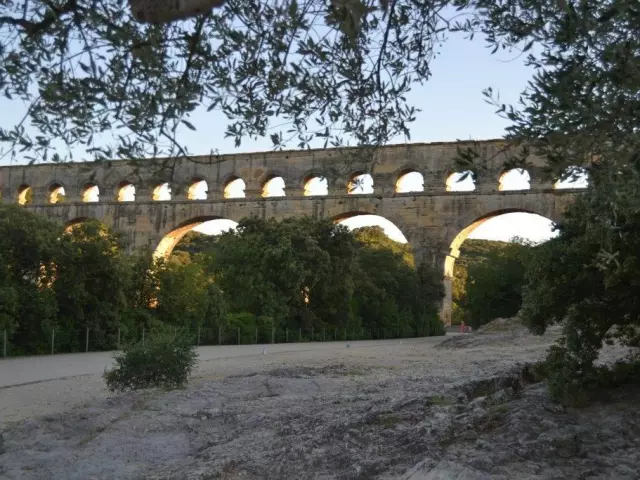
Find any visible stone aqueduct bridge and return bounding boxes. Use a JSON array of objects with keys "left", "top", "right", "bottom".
[{"left": 0, "top": 139, "right": 581, "bottom": 324}]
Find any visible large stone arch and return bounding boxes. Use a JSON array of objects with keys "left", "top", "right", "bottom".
[
  {"left": 64, "top": 216, "right": 94, "bottom": 232},
  {"left": 330, "top": 210, "right": 413, "bottom": 242},
  {"left": 329, "top": 210, "right": 418, "bottom": 269},
  {"left": 439, "top": 205, "right": 562, "bottom": 326},
  {"left": 154, "top": 215, "right": 240, "bottom": 259}
]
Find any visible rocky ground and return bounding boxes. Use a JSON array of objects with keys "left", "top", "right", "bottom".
[{"left": 1, "top": 321, "right": 639, "bottom": 480}]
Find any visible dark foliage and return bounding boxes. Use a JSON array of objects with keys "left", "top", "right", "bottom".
[{"left": 103, "top": 328, "right": 197, "bottom": 392}]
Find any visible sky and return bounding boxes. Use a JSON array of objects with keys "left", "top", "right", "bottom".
[{"left": 1, "top": 22, "right": 586, "bottom": 247}]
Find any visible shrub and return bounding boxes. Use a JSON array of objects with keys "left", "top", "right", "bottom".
[
  {"left": 543, "top": 344, "right": 640, "bottom": 406},
  {"left": 103, "top": 329, "right": 197, "bottom": 392}
]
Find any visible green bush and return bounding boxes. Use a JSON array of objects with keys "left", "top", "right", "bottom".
[
  {"left": 103, "top": 330, "right": 197, "bottom": 392},
  {"left": 542, "top": 344, "right": 640, "bottom": 406}
]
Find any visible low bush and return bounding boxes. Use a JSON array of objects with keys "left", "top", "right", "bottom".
[
  {"left": 103, "top": 329, "right": 197, "bottom": 392},
  {"left": 537, "top": 343, "right": 640, "bottom": 407}
]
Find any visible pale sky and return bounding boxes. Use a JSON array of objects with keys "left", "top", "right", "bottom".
[{"left": 1, "top": 22, "right": 588, "bottom": 246}]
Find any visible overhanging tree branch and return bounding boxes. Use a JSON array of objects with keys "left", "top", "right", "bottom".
[{"left": 0, "top": 0, "right": 77, "bottom": 35}]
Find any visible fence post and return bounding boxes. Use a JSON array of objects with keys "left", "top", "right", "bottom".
[
  {"left": 197, "top": 326, "right": 201, "bottom": 347},
  {"left": 271, "top": 326, "right": 274, "bottom": 344},
  {"left": 344, "top": 328, "right": 346, "bottom": 341},
  {"left": 298, "top": 327, "right": 301, "bottom": 343},
  {"left": 3, "top": 330, "right": 6, "bottom": 358},
  {"left": 117, "top": 327, "right": 121, "bottom": 350},
  {"left": 218, "top": 325, "right": 222, "bottom": 345},
  {"left": 286, "top": 328, "right": 288, "bottom": 343},
  {"left": 323, "top": 327, "right": 326, "bottom": 342},
  {"left": 51, "top": 328, "right": 55, "bottom": 355},
  {"left": 85, "top": 327, "right": 89, "bottom": 353},
  {"left": 237, "top": 327, "right": 240, "bottom": 345},
  {"left": 255, "top": 327, "right": 258, "bottom": 344}
]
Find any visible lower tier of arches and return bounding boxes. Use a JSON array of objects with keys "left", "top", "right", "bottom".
[{"left": 27, "top": 190, "right": 577, "bottom": 325}]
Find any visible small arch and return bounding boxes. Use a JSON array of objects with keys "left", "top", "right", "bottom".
[
  {"left": 154, "top": 216, "right": 239, "bottom": 259},
  {"left": 17, "top": 185, "right": 33, "bottom": 205},
  {"left": 49, "top": 184, "right": 66, "bottom": 204},
  {"left": 188, "top": 179, "right": 208, "bottom": 200},
  {"left": 82, "top": 183, "right": 100, "bottom": 203},
  {"left": 396, "top": 170, "right": 424, "bottom": 193},
  {"left": 116, "top": 181, "right": 136, "bottom": 202},
  {"left": 262, "top": 176, "right": 286, "bottom": 198},
  {"left": 446, "top": 171, "right": 476, "bottom": 192},
  {"left": 304, "top": 175, "right": 328, "bottom": 196},
  {"left": 348, "top": 173, "right": 374, "bottom": 194},
  {"left": 499, "top": 168, "right": 531, "bottom": 191},
  {"left": 223, "top": 176, "right": 246, "bottom": 199},
  {"left": 152, "top": 183, "right": 172, "bottom": 201},
  {"left": 555, "top": 166, "right": 589, "bottom": 189}
]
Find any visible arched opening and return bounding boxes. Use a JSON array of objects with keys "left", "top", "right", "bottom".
[
  {"left": 17, "top": 185, "right": 33, "bottom": 205},
  {"left": 82, "top": 183, "right": 99, "bottom": 203},
  {"left": 555, "top": 166, "right": 589, "bottom": 189},
  {"left": 153, "top": 183, "right": 172, "bottom": 201},
  {"left": 396, "top": 170, "right": 424, "bottom": 193},
  {"left": 117, "top": 181, "right": 136, "bottom": 202},
  {"left": 348, "top": 173, "right": 374, "bottom": 194},
  {"left": 223, "top": 177, "right": 246, "bottom": 199},
  {"left": 188, "top": 179, "right": 208, "bottom": 200},
  {"left": 154, "top": 217, "right": 239, "bottom": 260},
  {"left": 446, "top": 171, "right": 476, "bottom": 192},
  {"left": 498, "top": 169, "right": 531, "bottom": 191},
  {"left": 336, "top": 213, "right": 408, "bottom": 244},
  {"left": 444, "top": 210, "right": 558, "bottom": 328},
  {"left": 48, "top": 184, "right": 66, "bottom": 204},
  {"left": 304, "top": 175, "right": 328, "bottom": 196},
  {"left": 333, "top": 212, "right": 433, "bottom": 339},
  {"left": 64, "top": 217, "right": 92, "bottom": 233},
  {"left": 262, "top": 176, "right": 286, "bottom": 198}
]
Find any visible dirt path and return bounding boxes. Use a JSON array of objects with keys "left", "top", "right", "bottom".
[
  {"left": 1, "top": 330, "right": 638, "bottom": 479},
  {"left": 0, "top": 338, "right": 441, "bottom": 423}
]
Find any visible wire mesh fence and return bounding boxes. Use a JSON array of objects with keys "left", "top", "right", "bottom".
[{"left": 1, "top": 323, "right": 424, "bottom": 359}]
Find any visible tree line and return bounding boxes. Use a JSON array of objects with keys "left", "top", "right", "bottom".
[{"left": 0, "top": 206, "right": 445, "bottom": 355}]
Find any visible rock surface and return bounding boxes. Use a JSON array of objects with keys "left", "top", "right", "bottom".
[{"left": 0, "top": 328, "right": 638, "bottom": 480}]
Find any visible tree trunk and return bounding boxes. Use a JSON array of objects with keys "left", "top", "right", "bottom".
[{"left": 129, "top": 0, "right": 225, "bottom": 24}]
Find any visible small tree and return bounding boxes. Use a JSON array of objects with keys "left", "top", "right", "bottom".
[{"left": 103, "top": 328, "right": 197, "bottom": 392}]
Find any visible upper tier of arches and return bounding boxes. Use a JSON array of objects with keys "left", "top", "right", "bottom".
[{"left": 7, "top": 166, "right": 587, "bottom": 205}]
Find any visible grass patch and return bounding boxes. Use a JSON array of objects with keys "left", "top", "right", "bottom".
[{"left": 425, "top": 395, "right": 454, "bottom": 407}]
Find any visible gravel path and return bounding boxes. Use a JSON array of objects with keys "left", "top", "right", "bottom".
[
  {"left": 0, "top": 338, "right": 446, "bottom": 423},
  {"left": 1, "top": 329, "right": 638, "bottom": 480}
]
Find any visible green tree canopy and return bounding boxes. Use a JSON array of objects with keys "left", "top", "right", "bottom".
[
  {"left": 458, "top": 240, "right": 529, "bottom": 329},
  {"left": 0, "top": 0, "right": 449, "bottom": 162},
  {"left": 0, "top": 204, "right": 59, "bottom": 351},
  {"left": 209, "top": 216, "right": 358, "bottom": 329}
]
